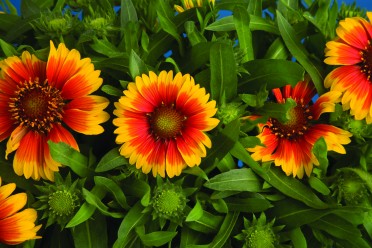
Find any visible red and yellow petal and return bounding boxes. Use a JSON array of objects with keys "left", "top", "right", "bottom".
[
  {"left": 311, "top": 90, "right": 342, "bottom": 120},
  {"left": 324, "top": 40, "right": 362, "bottom": 65},
  {"left": 0, "top": 193, "right": 26, "bottom": 220},
  {"left": 336, "top": 17, "right": 370, "bottom": 50},
  {"left": 0, "top": 208, "right": 41, "bottom": 245},
  {"left": 63, "top": 108, "right": 110, "bottom": 135}
]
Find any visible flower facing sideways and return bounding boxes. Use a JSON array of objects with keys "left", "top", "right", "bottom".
[
  {"left": 113, "top": 70, "right": 219, "bottom": 178},
  {"left": 247, "top": 81, "right": 352, "bottom": 178},
  {"left": 324, "top": 12, "right": 372, "bottom": 123},
  {"left": 0, "top": 177, "right": 41, "bottom": 245},
  {"left": 0, "top": 41, "right": 110, "bottom": 181}
]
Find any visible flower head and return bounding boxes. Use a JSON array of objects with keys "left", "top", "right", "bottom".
[
  {"left": 113, "top": 70, "right": 219, "bottom": 178},
  {"left": 150, "top": 180, "right": 187, "bottom": 224},
  {"left": 0, "top": 177, "right": 41, "bottom": 245},
  {"left": 0, "top": 41, "right": 110, "bottom": 181},
  {"left": 174, "top": 0, "right": 215, "bottom": 13},
  {"left": 34, "top": 173, "right": 81, "bottom": 227},
  {"left": 235, "top": 213, "right": 284, "bottom": 248},
  {"left": 248, "top": 81, "right": 352, "bottom": 178},
  {"left": 324, "top": 12, "right": 372, "bottom": 123}
]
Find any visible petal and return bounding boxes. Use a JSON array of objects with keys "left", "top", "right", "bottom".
[
  {"left": 0, "top": 193, "right": 26, "bottom": 219},
  {"left": 324, "top": 40, "right": 362, "bottom": 65},
  {"left": 5, "top": 126, "right": 28, "bottom": 160},
  {"left": 336, "top": 17, "right": 370, "bottom": 50},
  {"left": 311, "top": 91, "right": 342, "bottom": 119},
  {"left": 165, "top": 140, "right": 185, "bottom": 178}
]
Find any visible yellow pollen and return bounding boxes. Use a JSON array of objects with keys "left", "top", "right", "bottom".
[{"left": 8, "top": 79, "right": 65, "bottom": 134}]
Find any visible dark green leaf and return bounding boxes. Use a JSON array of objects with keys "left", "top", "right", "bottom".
[
  {"left": 186, "top": 210, "right": 223, "bottom": 234},
  {"left": 204, "top": 168, "right": 262, "bottom": 192},
  {"left": 239, "top": 59, "right": 305, "bottom": 93},
  {"left": 94, "top": 176, "right": 130, "bottom": 209},
  {"left": 101, "top": 85, "right": 123, "bottom": 97},
  {"left": 233, "top": 6, "right": 254, "bottom": 62},
  {"left": 225, "top": 197, "right": 271, "bottom": 212},
  {"left": 248, "top": 0, "right": 262, "bottom": 16},
  {"left": 113, "top": 202, "right": 151, "bottom": 248},
  {"left": 290, "top": 228, "right": 307, "bottom": 248},
  {"left": 185, "top": 21, "right": 207, "bottom": 46},
  {"left": 308, "top": 176, "right": 330, "bottom": 195},
  {"left": 129, "top": 49, "right": 149, "bottom": 79},
  {"left": 186, "top": 200, "right": 204, "bottom": 222},
  {"left": 96, "top": 147, "right": 129, "bottom": 172},
  {"left": 72, "top": 212, "right": 108, "bottom": 248},
  {"left": 48, "top": 141, "right": 90, "bottom": 178},
  {"left": 277, "top": 11, "right": 324, "bottom": 94},
  {"left": 258, "top": 98, "right": 297, "bottom": 123},
  {"left": 0, "top": 39, "right": 18, "bottom": 57},
  {"left": 83, "top": 188, "right": 124, "bottom": 218},
  {"left": 312, "top": 137, "right": 329, "bottom": 175},
  {"left": 208, "top": 212, "right": 239, "bottom": 247},
  {"left": 120, "top": 0, "right": 138, "bottom": 30},
  {"left": 90, "top": 38, "right": 124, "bottom": 57},
  {"left": 139, "top": 231, "right": 177, "bottom": 247},
  {"left": 263, "top": 38, "right": 289, "bottom": 59},
  {"left": 210, "top": 42, "right": 237, "bottom": 102}
]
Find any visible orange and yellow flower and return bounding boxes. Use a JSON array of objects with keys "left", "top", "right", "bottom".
[
  {"left": 174, "top": 0, "right": 215, "bottom": 13},
  {"left": 113, "top": 70, "right": 219, "bottom": 178},
  {"left": 0, "top": 41, "right": 109, "bottom": 181},
  {"left": 248, "top": 81, "right": 352, "bottom": 178},
  {"left": 324, "top": 12, "right": 372, "bottom": 123},
  {"left": 0, "top": 177, "right": 41, "bottom": 245}
]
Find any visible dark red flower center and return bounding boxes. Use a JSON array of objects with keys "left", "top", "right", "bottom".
[
  {"left": 361, "top": 41, "right": 372, "bottom": 80},
  {"left": 267, "top": 101, "right": 313, "bottom": 140},
  {"left": 149, "top": 105, "right": 186, "bottom": 139},
  {"left": 8, "top": 79, "right": 65, "bottom": 134}
]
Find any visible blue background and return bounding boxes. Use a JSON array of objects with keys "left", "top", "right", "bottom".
[{"left": 4, "top": 0, "right": 372, "bottom": 13}]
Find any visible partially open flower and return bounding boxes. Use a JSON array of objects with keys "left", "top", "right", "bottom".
[{"left": 174, "top": 0, "right": 215, "bottom": 13}]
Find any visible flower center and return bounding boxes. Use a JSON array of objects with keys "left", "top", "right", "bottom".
[
  {"left": 48, "top": 190, "right": 78, "bottom": 217},
  {"left": 8, "top": 79, "right": 65, "bottom": 134},
  {"left": 267, "top": 102, "right": 313, "bottom": 140},
  {"left": 361, "top": 41, "right": 372, "bottom": 80},
  {"left": 149, "top": 105, "right": 185, "bottom": 139},
  {"left": 247, "top": 228, "right": 276, "bottom": 248}
]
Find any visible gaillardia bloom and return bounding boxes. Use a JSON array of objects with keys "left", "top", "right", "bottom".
[
  {"left": 324, "top": 12, "right": 372, "bottom": 123},
  {"left": 113, "top": 70, "right": 219, "bottom": 178},
  {"left": 174, "top": 0, "right": 215, "bottom": 13},
  {"left": 247, "top": 81, "right": 352, "bottom": 178},
  {"left": 0, "top": 177, "right": 41, "bottom": 245},
  {"left": 0, "top": 41, "right": 109, "bottom": 181}
]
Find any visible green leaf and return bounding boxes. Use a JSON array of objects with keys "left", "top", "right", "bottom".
[
  {"left": 113, "top": 202, "right": 151, "bottom": 248},
  {"left": 264, "top": 38, "right": 289, "bottom": 59},
  {"left": 90, "top": 38, "right": 125, "bottom": 57},
  {"left": 0, "top": 39, "right": 18, "bottom": 57},
  {"left": 308, "top": 176, "right": 330, "bottom": 195},
  {"left": 185, "top": 21, "right": 207, "bottom": 46},
  {"left": 186, "top": 200, "right": 204, "bottom": 222},
  {"left": 101, "top": 85, "right": 123, "bottom": 97},
  {"left": 233, "top": 6, "right": 254, "bottom": 62},
  {"left": 0, "top": 14, "right": 20, "bottom": 32},
  {"left": 138, "top": 231, "right": 177, "bottom": 247},
  {"left": 72, "top": 212, "right": 108, "bottom": 248},
  {"left": 225, "top": 197, "right": 272, "bottom": 212},
  {"left": 129, "top": 49, "right": 149, "bottom": 79},
  {"left": 206, "top": 15, "right": 279, "bottom": 34},
  {"left": 312, "top": 137, "right": 329, "bottom": 175},
  {"left": 180, "top": 42, "right": 212, "bottom": 73},
  {"left": 310, "top": 214, "right": 362, "bottom": 240},
  {"left": 82, "top": 188, "right": 124, "bottom": 218},
  {"left": 48, "top": 141, "right": 90, "bottom": 178},
  {"left": 67, "top": 186, "right": 106, "bottom": 228},
  {"left": 290, "top": 228, "right": 307, "bottom": 248},
  {"left": 204, "top": 168, "right": 262, "bottom": 192},
  {"left": 258, "top": 98, "right": 297, "bottom": 123},
  {"left": 276, "top": 11, "right": 324, "bottom": 94},
  {"left": 95, "top": 147, "right": 129, "bottom": 172},
  {"left": 239, "top": 59, "right": 305, "bottom": 93},
  {"left": 121, "top": 178, "right": 151, "bottom": 206},
  {"left": 186, "top": 210, "right": 223, "bottom": 234},
  {"left": 94, "top": 176, "right": 130, "bottom": 209},
  {"left": 120, "top": 0, "right": 138, "bottom": 30},
  {"left": 155, "top": 0, "right": 183, "bottom": 56},
  {"left": 230, "top": 142, "right": 329, "bottom": 209},
  {"left": 208, "top": 212, "right": 239, "bottom": 248},
  {"left": 210, "top": 42, "right": 237, "bottom": 102}
]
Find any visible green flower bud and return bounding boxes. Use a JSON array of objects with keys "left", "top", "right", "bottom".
[
  {"left": 235, "top": 213, "right": 285, "bottom": 248},
  {"left": 217, "top": 102, "right": 246, "bottom": 125},
  {"left": 82, "top": 11, "right": 117, "bottom": 38},
  {"left": 338, "top": 2, "right": 366, "bottom": 19},
  {"left": 151, "top": 181, "right": 187, "bottom": 223},
  {"left": 34, "top": 173, "right": 82, "bottom": 227},
  {"left": 31, "top": 11, "right": 76, "bottom": 39}
]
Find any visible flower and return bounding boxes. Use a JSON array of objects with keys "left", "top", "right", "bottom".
[
  {"left": 174, "top": 0, "right": 215, "bottom": 13},
  {"left": 113, "top": 70, "right": 219, "bottom": 178},
  {"left": 34, "top": 173, "right": 82, "bottom": 227},
  {"left": 0, "top": 177, "right": 41, "bottom": 245},
  {"left": 247, "top": 81, "right": 352, "bottom": 178},
  {"left": 324, "top": 12, "right": 372, "bottom": 123},
  {"left": 235, "top": 213, "right": 285, "bottom": 248},
  {"left": 0, "top": 41, "right": 110, "bottom": 181}
]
